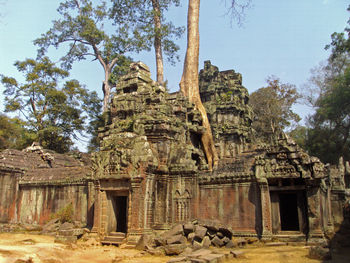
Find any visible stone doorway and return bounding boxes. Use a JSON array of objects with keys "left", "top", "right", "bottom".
[
  {"left": 106, "top": 192, "right": 129, "bottom": 234},
  {"left": 114, "top": 196, "right": 128, "bottom": 233},
  {"left": 279, "top": 193, "right": 299, "bottom": 231},
  {"left": 270, "top": 191, "right": 308, "bottom": 234}
]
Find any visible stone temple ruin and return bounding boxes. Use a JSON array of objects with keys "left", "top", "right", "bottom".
[{"left": 0, "top": 61, "right": 349, "bottom": 248}]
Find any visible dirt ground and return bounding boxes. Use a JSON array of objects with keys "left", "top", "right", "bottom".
[{"left": 0, "top": 233, "right": 348, "bottom": 263}]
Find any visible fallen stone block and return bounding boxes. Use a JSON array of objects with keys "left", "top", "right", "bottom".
[
  {"left": 198, "top": 253, "right": 225, "bottom": 263},
  {"left": 201, "top": 236, "right": 211, "bottom": 248},
  {"left": 194, "top": 226, "right": 207, "bottom": 240},
  {"left": 184, "top": 223, "right": 194, "bottom": 235},
  {"left": 165, "top": 224, "right": 184, "bottom": 237},
  {"left": 211, "top": 236, "right": 224, "bottom": 247},
  {"left": 187, "top": 232, "right": 195, "bottom": 243},
  {"left": 147, "top": 246, "right": 165, "bottom": 256},
  {"left": 225, "top": 240, "right": 236, "bottom": 248},
  {"left": 164, "top": 243, "right": 187, "bottom": 255},
  {"left": 154, "top": 236, "right": 166, "bottom": 246},
  {"left": 221, "top": 236, "right": 230, "bottom": 245},
  {"left": 230, "top": 250, "right": 245, "bottom": 258},
  {"left": 167, "top": 256, "right": 188, "bottom": 263},
  {"left": 167, "top": 234, "right": 187, "bottom": 245},
  {"left": 180, "top": 247, "right": 193, "bottom": 256},
  {"left": 192, "top": 240, "right": 202, "bottom": 250}
]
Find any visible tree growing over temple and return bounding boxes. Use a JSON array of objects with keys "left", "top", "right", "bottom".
[
  {"left": 110, "top": 0, "right": 184, "bottom": 85},
  {"left": 180, "top": 0, "right": 251, "bottom": 169},
  {"left": 1, "top": 57, "right": 101, "bottom": 153},
  {"left": 249, "top": 77, "right": 301, "bottom": 143}
]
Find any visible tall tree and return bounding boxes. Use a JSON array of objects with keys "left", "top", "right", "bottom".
[
  {"left": 249, "top": 77, "right": 301, "bottom": 142},
  {"left": 302, "top": 5, "right": 350, "bottom": 164},
  {"left": 34, "top": 0, "right": 142, "bottom": 112},
  {"left": 180, "top": 0, "right": 251, "bottom": 169},
  {"left": 1, "top": 57, "right": 101, "bottom": 153},
  {"left": 110, "top": 0, "right": 184, "bottom": 85}
]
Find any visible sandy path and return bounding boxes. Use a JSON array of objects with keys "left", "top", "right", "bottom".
[{"left": 0, "top": 233, "right": 347, "bottom": 263}]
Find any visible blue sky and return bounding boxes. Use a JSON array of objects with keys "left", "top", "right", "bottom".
[{"left": 0, "top": 0, "right": 349, "bottom": 148}]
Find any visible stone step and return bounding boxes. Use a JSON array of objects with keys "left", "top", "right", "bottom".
[
  {"left": 103, "top": 236, "right": 125, "bottom": 243},
  {"left": 109, "top": 232, "right": 126, "bottom": 238}
]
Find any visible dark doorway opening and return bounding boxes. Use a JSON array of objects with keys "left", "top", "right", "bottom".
[
  {"left": 114, "top": 196, "right": 127, "bottom": 233},
  {"left": 279, "top": 193, "right": 299, "bottom": 231}
]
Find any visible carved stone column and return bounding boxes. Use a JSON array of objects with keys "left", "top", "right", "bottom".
[
  {"left": 129, "top": 177, "right": 143, "bottom": 235},
  {"left": 306, "top": 184, "right": 324, "bottom": 242},
  {"left": 258, "top": 178, "right": 272, "bottom": 239},
  {"left": 91, "top": 182, "right": 101, "bottom": 233}
]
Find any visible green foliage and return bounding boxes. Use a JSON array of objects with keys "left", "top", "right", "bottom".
[
  {"left": 0, "top": 114, "right": 36, "bottom": 150},
  {"left": 34, "top": 0, "right": 141, "bottom": 71},
  {"left": 109, "top": 55, "right": 134, "bottom": 85},
  {"left": 288, "top": 125, "right": 308, "bottom": 149},
  {"left": 110, "top": 0, "right": 184, "bottom": 65},
  {"left": 249, "top": 76, "right": 301, "bottom": 142},
  {"left": 1, "top": 57, "right": 101, "bottom": 153},
  {"left": 51, "top": 203, "right": 74, "bottom": 223},
  {"left": 303, "top": 6, "right": 350, "bottom": 164}
]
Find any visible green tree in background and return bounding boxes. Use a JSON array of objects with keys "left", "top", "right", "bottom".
[
  {"left": 110, "top": 0, "right": 184, "bottom": 85},
  {"left": 249, "top": 76, "right": 301, "bottom": 143},
  {"left": 0, "top": 114, "right": 36, "bottom": 150},
  {"left": 1, "top": 57, "right": 101, "bottom": 153},
  {"left": 302, "top": 5, "right": 350, "bottom": 164},
  {"left": 34, "top": 0, "right": 141, "bottom": 112}
]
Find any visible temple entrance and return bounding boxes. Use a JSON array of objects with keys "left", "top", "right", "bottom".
[
  {"left": 279, "top": 193, "right": 299, "bottom": 231},
  {"left": 114, "top": 196, "right": 128, "bottom": 233},
  {"left": 270, "top": 190, "right": 308, "bottom": 234},
  {"left": 106, "top": 191, "right": 128, "bottom": 234}
]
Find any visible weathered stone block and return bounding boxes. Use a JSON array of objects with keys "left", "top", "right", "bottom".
[
  {"left": 167, "top": 234, "right": 186, "bottom": 245},
  {"left": 211, "top": 236, "right": 224, "bottom": 247},
  {"left": 194, "top": 226, "right": 207, "bottom": 240},
  {"left": 192, "top": 240, "right": 202, "bottom": 250},
  {"left": 230, "top": 250, "right": 245, "bottom": 258},
  {"left": 225, "top": 240, "right": 236, "bottom": 248},
  {"left": 187, "top": 232, "right": 195, "bottom": 243},
  {"left": 164, "top": 244, "right": 187, "bottom": 255},
  {"left": 183, "top": 223, "right": 194, "bottom": 235},
  {"left": 201, "top": 236, "right": 211, "bottom": 248}
]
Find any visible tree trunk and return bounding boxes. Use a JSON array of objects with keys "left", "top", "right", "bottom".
[
  {"left": 102, "top": 67, "right": 112, "bottom": 112},
  {"left": 180, "top": 0, "right": 218, "bottom": 170},
  {"left": 151, "top": 0, "right": 164, "bottom": 84}
]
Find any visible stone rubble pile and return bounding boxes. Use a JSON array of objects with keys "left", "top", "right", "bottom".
[{"left": 137, "top": 222, "right": 249, "bottom": 262}]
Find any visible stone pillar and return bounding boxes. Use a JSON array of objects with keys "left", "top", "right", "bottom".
[
  {"left": 129, "top": 177, "right": 143, "bottom": 235},
  {"left": 91, "top": 182, "right": 100, "bottom": 233},
  {"left": 100, "top": 190, "right": 108, "bottom": 237},
  {"left": 258, "top": 179, "right": 272, "bottom": 239},
  {"left": 306, "top": 184, "right": 324, "bottom": 242}
]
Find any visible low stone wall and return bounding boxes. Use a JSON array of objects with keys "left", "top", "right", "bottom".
[
  {"left": 16, "top": 184, "right": 90, "bottom": 225},
  {"left": 0, "top": 172, "right": 19, "bottom": 223}
]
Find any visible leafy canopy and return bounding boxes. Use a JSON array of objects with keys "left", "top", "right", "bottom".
[
  {"left": 110, "top": 0, "right": 184, "bottom": 66},
  {"left": 249, "top": 76, "right": 301, "bottom": 143},
  {"left": 34, "top": 0, "right": 142, "bottom": 71},
  {"left": 1, "top": 57, "right": 101, "bottom": 153}
]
